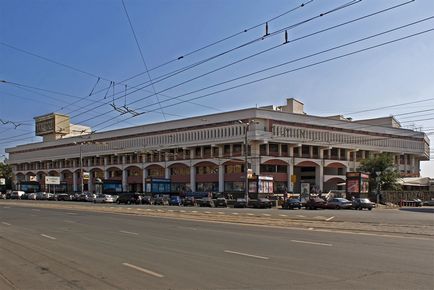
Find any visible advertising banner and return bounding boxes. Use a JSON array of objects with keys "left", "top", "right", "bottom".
[{"left": 45, "top": 176, "right": 60, "bottom": 185}]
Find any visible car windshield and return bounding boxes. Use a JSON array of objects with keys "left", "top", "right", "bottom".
[{"left": 359, "top": 198, "right": 370, "bottom": 203}]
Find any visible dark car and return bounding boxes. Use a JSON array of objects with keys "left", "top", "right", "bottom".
[
  {"left": 154, "top": 196, "right": 169, "bottom": 206},
  {"left": 56, "top": 194, "right": 71, "bottom": 201},
  {"left": 215, "top": 197, "right": 228, "bottom": 208},
  {"left": 352, "top": 198, "right": 375, "bottom": 210},
  {"left": 199, "top": 197, "right": 215, "bottom": 207},
  {"left": 116, "top": 193, "right": 141, "bottom": 205},
  {"left": 282, "top": 198, "right": 302, "bottom": 210},
  {"left": 234, "top": 198, "right": 247, "bottom": 208},
  {"left": 325, "top": 198, "right": 352, "bottom": 209},
  {"left": 169, "top": 196, "right": 182, "bottom": 206},
  {"left": 183, "top": 197, "right": 196, "bottom": 206},
  {"left": 141, "top": 196, "right": 154, "bottom": 205},
  {"left": 20, "top": 193, "right": 29, "bottom": 200},
  {"left": 305, "top": 197, "right": 326, "bottom": 210},
  {"left": 251, "top": 198, "right": 272, "bottom": 209}
]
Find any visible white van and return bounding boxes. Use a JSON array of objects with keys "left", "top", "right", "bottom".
[{"left": 11, "top": 190, "right": 25, "bottom": 199}]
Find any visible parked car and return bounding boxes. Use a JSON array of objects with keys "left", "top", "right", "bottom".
[
  {"left": 282, "top": 198, "right": 302, "bottom": 210},
  {"left": 215, "top": 197, "right": 228, "bottom": 208},
  {"left": 169, "top": 196, "right": 182, "bottom": 206},
  {"left": 199, "top": 197, "right": 215, "bottom": 207},
  {"left": 116, "top": 193, "right": 141, "bottom": 204},
  {"left": 154, "top": 196, "right": 169, "bottom": 206},
  {"left": 305, "top": 197, "right": 326, "bottom": 210},
  {"left": 0, "top": 192, "right": 6, "bottom": 199},
  {"left": 10, "top": 191, "right": 25, "bottom": 199},
  {"left": 27, "top": 193, "right": 37, "bottom": 200},
  {"left": 234, "top": 198, "right": 247, "bottom": 208},
  {"left": 183, "top": 197, "right": 196, "bottom": 206},
  {"left": 325, "top": 198, "right": 353, "bottom": 209},
  {"left": 141, "top": 196, "right": 154, "bottom": 205},
  {"left": 251, "top": 198, "right": 272, "bottom": 209},
  {"left": 94, "top": 194, "right": 114, "bottom": 203},
  {"left": 352, "top": 198, "right": 375, "bottom": 210},
  {"left": 36, "top": 192, "right": 47, "bottom": 200},
  {"left": 20, "top": 193, "right": 29, "bottom": 200},
  {"left": 423, "top": 199, "right": 434, "bottom": 206},
  {"left": 56, "top": 194, "right": 71, "bottom": 201}
]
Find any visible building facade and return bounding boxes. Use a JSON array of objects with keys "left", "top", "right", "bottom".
[{"left": 6, "top": 99, "right": 430, "bottom": 196}]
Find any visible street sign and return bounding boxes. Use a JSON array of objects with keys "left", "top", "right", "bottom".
[
  {"left": 0, "top": 178, "right": 5, "bottom": 185},
  {"left": 291, "top": 174, "right": 297, "bottom": 183},
  {"left": 29, "top": 176, "right": 37, "bottom": 181},
  {"left": 83, "top": 172, "right": 90, "bottom": 180},
  {"left": 45, "top": 176, "right": 60, "bottom": 185}
]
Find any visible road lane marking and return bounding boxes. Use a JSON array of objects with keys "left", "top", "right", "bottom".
[
  {"left": 279, "top": 214, "right": 288, "bottom": 217},
  {"left": 63, "top": 220, "right": 75, "bottom": 223},
  {"left": 120, "top": 230, "right": 139, "bottom": 235},
  {"left": 66, "top": 212, "right": 77, "bottom": 215},
  {"left": 224, "top": 250, "right": 269, "bottom": 260},
  {"left": 40, "top": 234, "right": 56, "bottom": 240},
  {"left": 168, "top": 209, "right": 174, "bottom": 212},
  {"left": 145, "top": 209, "right": 152, "bottom": 211},
  {"left": 191, "top": 211, "right": 198, "bottom": 213},
  {"left": 31, "top": 209, "right": 41, "bottom": 211},
  {"left": 1, "top": 222, "right": 11, "bottom": 226},
  {"left": 218, "top": 212, "right": 224, "bottom": 214},
  {"left": 127, "top": 208, "right": 132, "bottom": 210},
  {"left": 122, "top": 263, "right": 164, "bottom": 278},
  {"left": 247, "top": 213, "right": 254, "bottom": 216},
  {"left": 325, "top": 216, "right": 335, "bottom": 221},
  {"left": 291, "top": 240, "right": 332, "bottom": 247},
  {"left": 232, "top": 213, "right": 239, "bottom": 215},
  {"left": 180, "top": 210, "right": 186, "bottom": 213},
  {"left": 297, "top": 215, "right": 305, "bottom": 218},
  {"left": 262, "top": 214, "right": 271, "bottom": 217},
  {"left": 308, "top": 228, "right": 314, "bottom": 230},
  {"left": 204, "top": 211, "right": 211, "bottom": 214}
]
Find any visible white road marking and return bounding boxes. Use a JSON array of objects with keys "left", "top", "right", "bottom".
[
  {"left": 66, "top": 212, "right": 77, "bottom": 215},
  {"left": 204, "top": 211, "right": 211, "bottom": 214},
  {"left": 136, "top": 208, "right": 142, "bottom": 211},
  {"left": 168, "top": 209, "right": 174, "bottom": 212},
  {"left": 157, "top": 209, "right": 164, "bottom": 212},
  {"left": 63, "top": 220, "right": 75, "bottom": 223},
  {"left": 1, "top": 222, "right": 11, "bottom": 226},
  {"left": 180, "top": 210, "right": 186, "bottom": 213},
  {"left": 191, "top": 211, "right": 198, "bottom": 213},
  {"left": 232, "top": 213, "right": 239, "bottom": 215},
  {"left": 247, "top": 213, "right": 254, "bottom": 216},
  {"left": 120, "top": 230, "right": 139, "bottom": 236},
  {"left": 224, "top": 250, "right": 269, "bottom": 260},
  {"left": 127, "top": 208, "right": 132, "bottom": 210},
  {"left": 325, "top": 216, "right": 335, "bottom": 221},
  {"left": 279, "top": 214, "right": 288, "bottom": 217},
  {"left": 122, "top": 263, "right": 164, "bottom": 278},
  {"left": 217, "top": 212, "right": 224, "bottom": 214},
  {"left": 31, "top": 209, "right": 41, "bottom": 211},
  {"left": 296, "top": 215, "right": 305, "bottom": 218},
  {"left": 291, "top": 240, "right": 332, "bottom": 247},
  {"left": 145, "top": 209, "right": 152, "bottom": 211},
  {"left": 314, "top": 216, "right": 326, "bottom": 219},
  {"left": 40, "top": 234, "right": 56, "bottom": 240},
  {"left": 262, "top": 214, "right": 271, "bottom": 217},
  {"left": 308, "top": 227, "right": 314, "bottom": 230}
]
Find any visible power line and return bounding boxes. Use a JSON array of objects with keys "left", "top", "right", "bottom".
[
  {"left": 121, "top": 0, "right": 166, "bottom": 119},
  {"left": 93, "top": 27, "right": 434, "bottom": 132}
]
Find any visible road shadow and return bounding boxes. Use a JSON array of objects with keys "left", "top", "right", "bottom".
[{"left": 399, "top": 207, "right": 434, "bottom": 214}]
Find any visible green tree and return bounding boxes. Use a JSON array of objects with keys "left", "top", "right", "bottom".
[
  {"left": 0, "top": 161, "right": 13, "bottom": 189},
  {"left": 358, "top": 153, "right": 401, "bottom": 192}
]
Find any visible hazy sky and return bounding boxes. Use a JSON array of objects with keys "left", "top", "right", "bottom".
[{"left": 1, "top": 0, "right": 433, "bottom": 176}]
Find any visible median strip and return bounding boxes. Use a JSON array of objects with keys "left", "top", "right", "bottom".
[
  {"left": 224, "top": 250, "right": 269, "bottom": 260},
  {"left": 291, "top": 240, "right": 332, "bottom": 247},
  {"left": 122, "top": 263, "right": 164, "bottom": 278}
]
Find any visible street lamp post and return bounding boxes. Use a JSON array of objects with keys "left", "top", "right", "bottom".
[
  {"left": 375, "top": 171, "right": 381, "bottom": 205},
  {"left": 238, "top": 120, "right": 257, "bottom": 204}
]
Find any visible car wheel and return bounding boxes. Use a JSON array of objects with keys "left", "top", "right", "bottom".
[
  {"left": 368, "top": 208, "right": 372, "bottom": 211},
  {"left": 336, "top": 205, "right": 340, "bottom": 210}
]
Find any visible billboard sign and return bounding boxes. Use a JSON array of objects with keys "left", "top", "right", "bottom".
[
  {"left": 45, "top": 176, "right": 60, "bottom": 185},
  {"left": 301, "top": 183, "right": 310, "bottom": 196}
]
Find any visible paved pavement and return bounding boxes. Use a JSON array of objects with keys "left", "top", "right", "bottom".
[{"left": 1, "top": 203, "right": 433, "bottom": 289}]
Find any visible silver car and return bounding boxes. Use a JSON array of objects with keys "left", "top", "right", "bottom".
[{"left": 94, "top": 194, "right": 114, "bottom": 203}]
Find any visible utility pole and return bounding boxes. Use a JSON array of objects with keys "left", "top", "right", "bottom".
[{"left": 238, "top": 120, "right": 257, "bottom": 204}]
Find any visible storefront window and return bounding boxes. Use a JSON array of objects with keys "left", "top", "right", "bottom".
[
  {"left": 224, "top": 181, "right": 244, "bottom": 192},
  {"left": 196, "top": 182, "right": 218, "bottom": 192}
]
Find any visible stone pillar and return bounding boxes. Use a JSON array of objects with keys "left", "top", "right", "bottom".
[
  {"left": 309, "top": 146, "right": 313, "bottom": 159},
  {"left": 250, "top": 141, "right": 261, "bottom": 175},
  {"left": 229, "top": 144, "right": 233, "bottom": 157},
  {"left": 287, "top": 160, "right": 294, "bottom": 192},
  {"left": 218, "top": 164, "right": 224, "bottom": 193},
  {"left": 165, "top": 165, "right": 170, "bottom": 179},
  {"left": 315, "top": 163, "right": 324, "bottom": 191},
  {"left": 278, "top": 144, "right": 282, "bottom": 157},
  {"left": 265, "top": 143, "right": 270, "bottom": 156},
  {"left": 346, "top": 149, "right": 351, "bottom": 161},
  {"left": 190, "top": 166, "right": 196, "bottom": 192},
  {"left": 142, "top": 168, "right": 148, "bottom": 192},
  {"left": 122, "top": 168, "right": 128, "bottom": 192},
  {"left": 73, "top": 172, "right": 78, "bottom": 192},
  {"left": 88, "top": 172, "right": 94, "bottom": 193}
]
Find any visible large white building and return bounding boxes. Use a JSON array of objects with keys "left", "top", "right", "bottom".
[{"left": 6, "top": 98, "right": 430, "bottom": 196}]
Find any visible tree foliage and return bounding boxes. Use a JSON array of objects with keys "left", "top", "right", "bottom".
[
  {"left": 358, "top": 153, "right": 401, "bottom": 192},
  {"left": 0, "top": 161, "right": 13, "bottom": 189}
]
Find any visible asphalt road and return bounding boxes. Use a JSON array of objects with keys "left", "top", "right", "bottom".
[{"left": 1, "top": 205, "right": 433, "bottom": 289}]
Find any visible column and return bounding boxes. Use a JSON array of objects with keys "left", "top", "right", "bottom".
[
  {"left": 265, "top": 143, "right": 270, "bottom": 156},
  {"left": 309, "top": 146, "right": 313, "bottom": 159},
  {"left": 250, "top": 141, "right": 261, "bottom": 175},
  {"left": 165, "top": 165, "right": 170, "bottom": 179},
  {"left": 218, "top": 164, "right": 224, "bottom": 193},
  {"left": 142, "top": 168, "right": 148, "bottom": 192},
  {"left": 122, "top": 168, "right": 128, "bottom": 192},
  {"left": 190, "top": 166, "right": 196, "bottom": 192},
  {"left": 278, "top": 144, "right": 282, "bottom": 157},
  {"left": 287, "top": 160, "right": 294, "bottom": 193},
  {"left": 73, "top": 171, "right": 77, "bottom": 192},
  {"left": 88, "top": 172, "right": 94, "bottom": 193},
  {"left": 315, "top": 163, "right": 324, "bottom": 191},
  {"left": 229, "top": 144, "right": 233, "bottom": 157},
  {"left": 345, "top": 149, "right": 351, "bottom": 161}
]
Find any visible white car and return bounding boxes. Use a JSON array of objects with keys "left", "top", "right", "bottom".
[
  {"left": 94, "top": 194, "right": 114, "bottom": 203},
  {"left": 11, "top": 191, "right": 25, "bottom": 199}
]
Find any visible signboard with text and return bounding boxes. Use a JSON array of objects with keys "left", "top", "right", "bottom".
[{"left": 45, "top": 176, "right": 60, "bottom": 185}]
